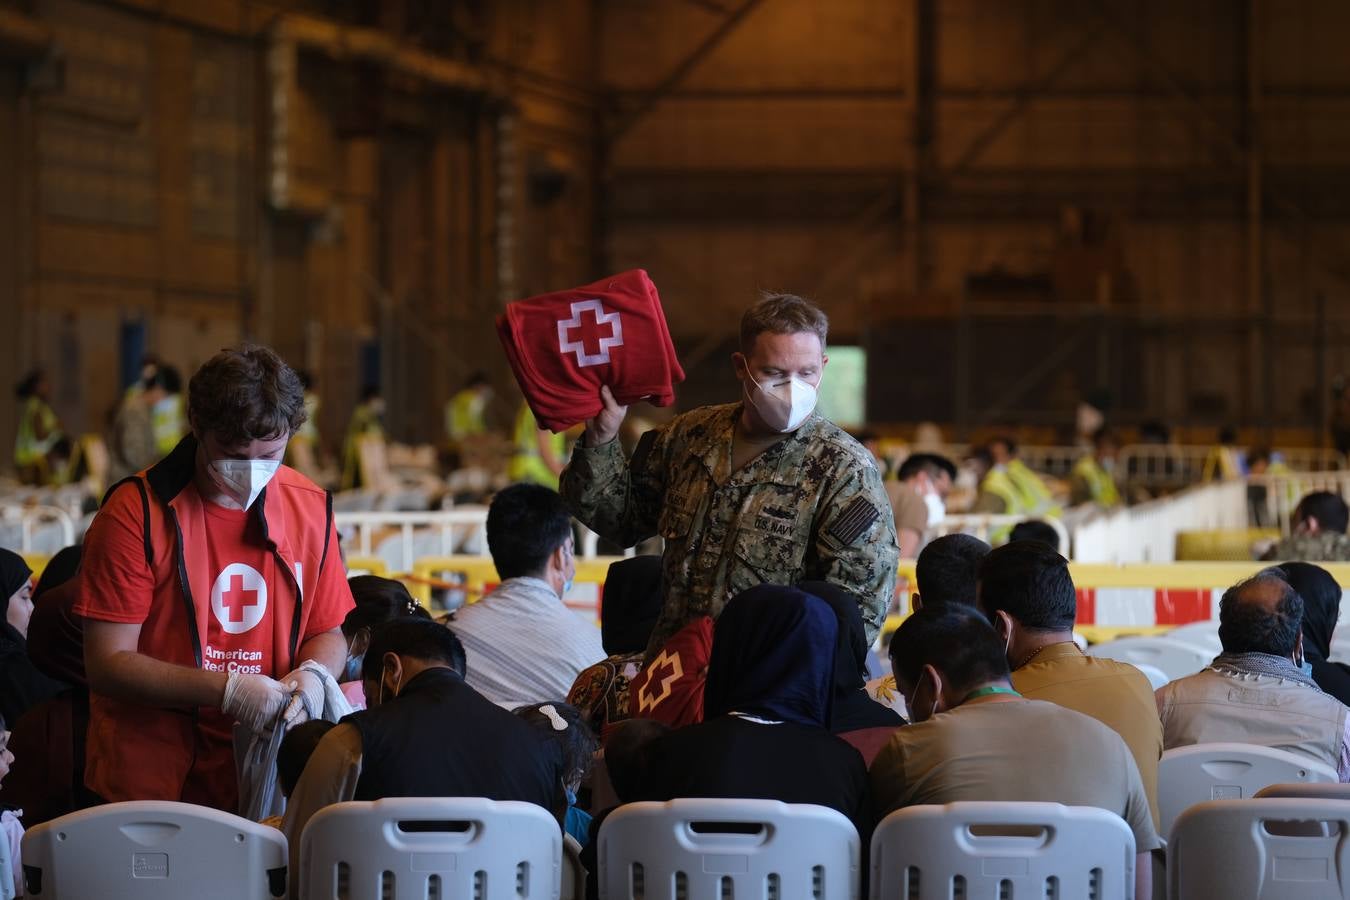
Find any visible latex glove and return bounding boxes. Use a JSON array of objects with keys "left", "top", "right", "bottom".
[
  {"left": 221, "top": 671, "right": 290, "bottom": 732},
  {"left": 280, "top": 666, "right": 325, "bottom": 726}
]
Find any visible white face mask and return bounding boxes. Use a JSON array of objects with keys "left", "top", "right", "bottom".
[
  {"left": 745, "top": 373, "right": 819, "bottom": 433},
  {"left": 923, "top": 490, "right": 946, "bottom": 527},
  {"left": 209, "top": 458, "right": 281, "bottom": 509}
]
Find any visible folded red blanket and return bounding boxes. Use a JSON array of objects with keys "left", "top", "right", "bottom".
[{"left": 497, "top": 270, "right": 685, "bottom": 432}]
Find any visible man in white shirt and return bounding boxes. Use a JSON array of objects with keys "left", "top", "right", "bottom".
[{"left": 449, "top": 482, "right": 605, "bottom": 708}]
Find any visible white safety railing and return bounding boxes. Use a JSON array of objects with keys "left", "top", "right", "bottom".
[
  {"left": 0, "top": 504, "right": 78, "bottom": 555},
  {"left": 1120, "top": 444, "right": 1347, "bottom": 489},
  {"left": 1072, "top": 480, "right": 1247, "bottom": 563},
  {"left": 1248, "top": 472, "right": 1350, "bottom": 534},
  {"left": 934, "top": 514, "right": 1071, "bottom": 554},
  {"left": 336, "top": 509, "right": 613, "bottom": 574},
  {"left": 1018, "top": 445, "right": 1084, "bottom": 479}
]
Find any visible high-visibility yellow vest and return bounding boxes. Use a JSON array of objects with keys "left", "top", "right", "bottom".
[
  {"left": 445, "top": 389, "right": 488, "bottom": 443},
  {"left": 507, "top": 403, "right": 566, "bottom": 489},
  {"left": 15, "top": 396, "right": 60, "bottom": 468},
  {"left": 1072, "top": 455, "right": 1121, "bottom": 508},
  {"left": 152, "top": 394, "right": 186, "bottom": 457},
  {"left": 341, "top": 403, "right": 385, "bottom": 491},
  {"left": 1202, "top": 446, "right": 1242, "bottom": 482},
  {"left": 980, "top": 467, "right": 1025, "bottom": 515},
  {"left": 1007, "top": 459, "right": 1058, "bottom": 515},
  {"left": 293, "top": 392, "right": 320, "bottom": 445}
]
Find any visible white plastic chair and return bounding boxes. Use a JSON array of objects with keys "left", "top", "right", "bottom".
[
  {"left": 1157, "top": 742, "right": 1338, "bottom": 838},
  {"left": 21, "top": 800, "right": 287, "bottom": 899},
  {"left": 1164, "top": 621, "right": 1223, "bottom": 655},
  {"left": 597, "top": 799, "right": 860, "bottom": 900},
  {"left": 1170, "top": 798, "right": 1350, "bottom": 899},
  {"left": 298, "top": 797, "right": 561, "bottom": 900},
  {"left": 1133, "top": 662, "right": 1171, "bottom": 690},
  {"left": 1086, "top": 636, "right": 1212, "bottom": 681},
  {"left": 870, "top": 802, "right": 1136, "bottom": 900},
  {"left": 1255, "top": 782, "right": 1350, "bottom": 801}
]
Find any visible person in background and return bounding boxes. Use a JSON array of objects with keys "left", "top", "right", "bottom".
[
  {"left": 282, "top": 618, "right": 565, "bottom": 898},
  {"left": 567, "top": 555, "right": 663, "bottom": 737},
  {"left": 801, "top": 581, "right": 905, "bottom": 765},
  {"left": 284, "top": 370, "right": 324, "bottom": 482},
  {"left": 446, "top": 372, "right": 494, "bottom": 460},
  {"left": 341, "top": 384, "right": 385, "bottom": 491},
  {"left": 988, "top": 436, "right": 1058, "bottom": 517},
  {"left": 14, "top": 368, "right": 64, "bottom": 486},
  {"left": 515, "top": 701, "right": 598, "bottom": 843},
  {"left": 869, "top": 605, "right": 1158, "bottom": 900},
  {"left": 0, "top": 716, "right": 23, "bottom": 899},
  {"left": 109, "top": 368, "right": 168, "bottom": 482},
  {"left": 912, "top": 533, "right": 991, "bottom": 609},
  {"left": 1157, "top": 569, "right": 1350, "bottom": 780},
  {"left": 450, "top": 483, "right": 604, "bottom": 708},
  {"left": 968, "top": 445, "right": 1024, "bottom": 516},
  {"left": 1202, "top": 425, "right": 1244, "bottom": 481},
  {"left": 1008, "top": 520, "right": 1061, "bottom": 553},
  {"left": 856, "top": 430, "right": 893, "bottom": 481},
  {"left": 339, "top": 576, "right": 430, "bottom": 708},
  {"left": 1265, "top": 491, "right": 1350, "bottom": 562},
  {"left": 1279, "top": 562, "right": 1350, "bottom": 705},
  {"left": 641, "top": 585, "right": 870, "bottom": 842},
  {"left": 1070, "top": 427, "right": 1121, "bottom": 508},
  {"left": 508, "top": 401, "right": 568, "bottom": 489},
  {"left": 887, "top": 453, "right": 956, "bottom": 558},
  {"left": 77, "top": 344, "right": 353, "bottom": 812},
  {"left": 2, "top": 546, "right": 93, "bottom": 827},
  {"left": 562, "top": 293, "right": 898, "bottom": 655},
  {"left": 0, "top": 549, "right": 65, "bottom": 726},
  {"left": 581, "top": 717, "right": 672, "bottom": 900},
  {"left": 977, "top": 541, "right": 1163, "bottom": 829},
  {"left": 152, "top": 365, "right": 186, "bottom": 457}
]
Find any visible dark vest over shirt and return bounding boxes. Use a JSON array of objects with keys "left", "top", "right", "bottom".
[{"left": 346, "top": 667, "right": 564, "bottom": 811}]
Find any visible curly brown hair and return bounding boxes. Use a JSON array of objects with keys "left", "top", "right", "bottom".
[
  {"left": 739, "top": 292, "right": 829, "bottom": 355},
  {"left": 188, "top": 344, "right": 307, "bottom": 446}
]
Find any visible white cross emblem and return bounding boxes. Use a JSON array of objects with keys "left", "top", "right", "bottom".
[{"left": 557, "top": 299, "right": 623, "bottom": 367}]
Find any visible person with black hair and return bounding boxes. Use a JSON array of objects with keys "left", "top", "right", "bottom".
[
  {"left": 869, "top": 605, "right": 1158, "bottom": 900},
  {"left": 515, "top": 701, "right": 598, "bottom": 842},
  {"left": 1279, "top": 562, "right": 1350, "bottom": 704},
  {"left": 1157, "top": 570, "right": 1350, "bottom": 779},
  {"left": 912, "top": 534, "right": 990, "bottom": 609},
  {"left": 337, "top": 575, "right": 429, "bottom": 707},
  {"left": 567, "top": 555, "right": 663, "bottom": 736},
  {"left": 888, "top": 453, "right": 957, "bottom": 557},
  {"left": 1007, "top": 520, "right": 1061, "bottom": 552},
  {"left": 14, "top": 368, "right": 64, "bottom": 486},
  {"left": 282, "top": 618, "right": 565, "bottom": 896},
  {"left": 1266, "top": 491, "right": 1350, "bottom": 561},
  {"left": 976, "top": 541, "right": 1163, "bottom": 829},
  {"left": 0, "top": 549, "right": 64, "bottom": 726},
  {"left": 451, "top": 483, "right": 603, "bottom": 708}
]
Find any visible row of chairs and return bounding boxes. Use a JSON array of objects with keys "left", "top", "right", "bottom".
[{"left": 14, "top": 788, "right": 1350, "bottom": 899}]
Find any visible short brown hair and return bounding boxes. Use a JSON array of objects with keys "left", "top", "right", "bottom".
[
  {"left": 739, "top": 293, "right": 828, "bottom": 354},
  {"left": 188, "top": 344, "right": 307, "bottom": 445}
]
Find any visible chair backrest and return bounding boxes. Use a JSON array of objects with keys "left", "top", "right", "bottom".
[
  {"left": 1086, "top": 636, "right": 1212, "bottom": 681},
  {"left": 1255, "top": 782, "right": 1350, "bottom": 801},
  {"left": 597, "top": 800, "right": 860, "bottom": 900},
  {"left": 1132, "top": 662, "right": 1171, "bottom": 690},
  {"left": 1170, "top": 798, "right": 1350, "bottom": 899},
  {"left": 21, "top": 800, "right": 287, "bottom": 899},
  {"left": 870, "top": 802, "right": 1136, "bottom": 900},
  {"left": 1157, "top": 742, "right": 1338, "bottom": 838},
  {"left": 299, "top": 797, "right": 561, "bottom": 900},
  {"left": 1164, "top": 620, "right": 1223, "bottom": 654}
]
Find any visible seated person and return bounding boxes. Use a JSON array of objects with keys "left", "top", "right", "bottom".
[
  {"left": 641, "top": 585, "right": 870, "bottom": 840},
  {"left": 1265, "top": 491, "right": 1350, "bottom": 561},
  {"left": 282, "top": 619, "right": 565, "bottom": 893},
  {"left": 260, "top": 719, "right": 334, "bottom": 829},
  {"left": 568, "top": 556, "right": 663, "bottom": 737},
  {"left": 450, "top": 484, "right": 604, "bottom": 707},
  {"left": 913, "top": 533, "right": 990, "bottom": 609},
  {"left": 1280, "top": 562, "right": 1350, "bottom": 704},
  {"left": 800, "top": 581, "right": 905, "bottom": 765},
  {"left": 0, "top": 715, "right": 23, "bottom": 899},
  {"left": 515, "top": 702, "right": 598, "bottom": 843},
  {"left": 870, "top": 605, "right": 1158, "bottom": 900},
  {"left": 338, "top": 575, "right": 430, "bottom": 708},
  {"left": 977, "top": 541, "right": 1162, "bottom": 829},
  {"left": 1157, "top": 569, "right": 1350, "bottom": 780},
  {"left": 582, "top": 717, "right": 671, "bottom": 900},
  {"left": 0, "top": 548, "right": 65, "bottom": 726},
  {"left": 1007, "top": 520, "right": 1060, "bottom": 552}
]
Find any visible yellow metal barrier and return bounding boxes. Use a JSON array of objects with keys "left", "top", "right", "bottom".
[
  {"left": 24, "top": 554, "right": 50, "bottom": 582},
  {"left": 1174, "top": 528, "right": 1280, "bottom": 561},
  {"left": 343, "top": 556, "right": 391, "bottom": 578}
]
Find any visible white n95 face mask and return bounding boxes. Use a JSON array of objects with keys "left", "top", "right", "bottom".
[
  {"left": 923, "top": 491, "right": 946, "bottom": 527},
  {"left": 746, "top": 374, "right": 819, "bottom": 433},
  {"left": 209, "top": 459, "right": 281, "bottom": 510}
]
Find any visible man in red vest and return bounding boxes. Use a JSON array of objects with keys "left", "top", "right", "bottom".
[{"left": 77, "top": 345, "right": 353, "bottom": 812}]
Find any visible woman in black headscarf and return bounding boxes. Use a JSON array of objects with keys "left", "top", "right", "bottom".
[
  {"left": 1278, "top": 561, "right": 1350, "bottom": 704},
  {"left": 799, "top": 581, "right": 905, "bottom": 764},
  {"left": 0, "top": 548, "right": 65, "bottom": 725},
  {"left": 567, "top": 555, "right": 663, "bottom": 738},
  {"left": 641, "top": 585, "right": 870, "bottom": 840}
]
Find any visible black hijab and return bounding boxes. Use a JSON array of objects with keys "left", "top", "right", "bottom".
[
  {"left": 799, "top": 581, "right": 905, "bottom": 733},
  {"left": 0, "top": 547, "right": 32, "bottom": 650},
  {"left": 600, "top": 556, "right": 663, "bottom": 656},
  {"left": 703, "top": 585, "right": 837, "bottom": 727},
  {"left": 1278, "top": 561, "right": 1350, "bottom": 705}
]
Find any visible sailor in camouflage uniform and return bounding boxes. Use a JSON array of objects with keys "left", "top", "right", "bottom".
[
  {"left": 1265, "top": 491, "right": 1350, "bottom": 562},
  {"left": 561, "top": 294, "right": 898, "bottom": 658}
]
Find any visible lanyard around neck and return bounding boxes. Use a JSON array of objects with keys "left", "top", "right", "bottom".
[{"left": 962, "top": 685, "right": 1021, "bottom": 703}]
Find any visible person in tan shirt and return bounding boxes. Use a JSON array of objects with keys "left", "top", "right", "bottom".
[
  {"left": 886, "top": 454, "right": 956, "bottom": 558},
  {"left": 975, "top": 541, "right": 1163, "bottom": 829},
  {"left": 870, "top": 605, "right": 1159, "bottom": 900}
]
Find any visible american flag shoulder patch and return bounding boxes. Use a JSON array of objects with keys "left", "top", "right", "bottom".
[{"left": 827, "top": 496, "right": 880, "bottom": 546}]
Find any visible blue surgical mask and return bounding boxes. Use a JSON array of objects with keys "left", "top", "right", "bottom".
[{"left": 1301, "top": 659, "right": 1315, "bottom": 678}]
